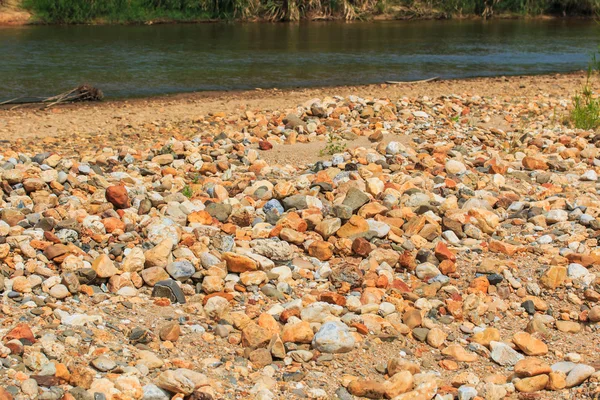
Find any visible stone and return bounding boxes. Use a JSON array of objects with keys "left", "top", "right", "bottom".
[
  {"left": 515, "top": 358, "right": 552, "bottom": 377},
  {"left": 105, "top": 185, "right": 130, "bottom": 209},
  {"left": 426, "top": 328, "right": 447, "bottom": 348},
  {"left": 512, "top": 332, "right": 548, "bottom": 356},
  {"left": 159, "top": 321, "right": 181, "bottom": 341},
  {"left": 91, "top": 355, "right": 117, "bottom": 372},
  {"left": 342, "top": 187, "right": 370, "bottom": 212},
  {"left": 166, "top": 260, "right": 195, "bottom": 281},
  {"left": 222, "top": 252, "right": 258, "bottom": 273},
  {"left": 156, "top": 369, "right": 208, "bottom": 395},
  {"left": 384, "top": 371, "right": 414, "bottom": 398},
  {"left": 144, "top": 239, "right": 173, "bottom": 269},
  {"left": 515, "top": 374, "right": 549, "bottom": 393},
  {"left": 565, "top": 364, "right": 595, "bottom": 388},
  {"left": 91, "top": 254, "right": 118, "bottom": 278},
  {"left": 442, "top": 345, "right": 478, "bottom": 362},
  {"left": 446, "top": 159, "right": 467, "bottom": 174},
  {"left": 312, "top": 321, "right": 355, "bottom": 354},
  {"left": 282, "top": 321, "right": 314, "bottom": 344},
  {"left": 540, "top": 265, "right": 567, "bottom": 288},
  {"left": 152, "top": 279, "right": 186, "bottom": 303},
  {"left": 556, "top": 320, "right": 581, "bottom": 333},
  {"left": 489, "top": 341, "right": 524, "bottom": 366},
  {"left": 308, "top": 240, "right": 334, "bottom": 261}
]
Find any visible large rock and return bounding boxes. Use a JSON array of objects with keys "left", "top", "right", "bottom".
[
  {"left": 490, "top": 341, "right": 524, "bottom": 366},
  {"left": 105, "top": 185, "right": 130, "bottom": 209},
  {"left": 156, "top": 369, "right": 209, "bottom": 394},
  {"left": 144, "top": 239, "right": 173, "bottom": 269},
  {"left": 311, "top": 321, "right": 355, "bottom": 353}
]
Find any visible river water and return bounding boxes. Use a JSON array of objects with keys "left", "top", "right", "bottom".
[{"left": 1, "top": 20, "right": 599, "bottom": 100}]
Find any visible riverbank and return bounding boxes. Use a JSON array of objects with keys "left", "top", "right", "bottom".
[
  {"left": 1, "top": 0, "right": 598, "bottom": 25},
  {"left": 0, "top": 72, "right": 588, "bottom": 149},
  {"left": 1, "top": 71, "right": 600, "bottom": 400}
]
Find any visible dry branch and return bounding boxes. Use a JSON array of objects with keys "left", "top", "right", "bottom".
[{"left": 0, "top": 85, "right": 104, "bottom": 109}]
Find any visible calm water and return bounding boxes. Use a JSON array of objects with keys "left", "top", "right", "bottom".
[{"left": 1, "top": 20, "right": 599, "bottom": 100}]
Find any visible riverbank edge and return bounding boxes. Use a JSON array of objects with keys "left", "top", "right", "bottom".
[
  {"left": 0, "top": 7, "right": 595, "bottom": 26},
  {"left": 1, "top": 71, "right": 587, "bottom": 114}
]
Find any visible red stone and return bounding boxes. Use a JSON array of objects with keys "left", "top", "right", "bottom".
[
  {"left": 319, "top": 291, "right": 346, "bottom": 306},
  {"left": 105, "top": 185, "right": 130, "bottom": 209},
  {"left": 259, "top": 141, "right": 273, "bottom": 150},
  {"left": 351, "top": 237, "right": 372, "bottom": 257},
  {"left": 3, "top": 323, "right": 36, "bottom": 344},
  {"left": 435, "top": 242, "right": 456, "bottom": 262}
]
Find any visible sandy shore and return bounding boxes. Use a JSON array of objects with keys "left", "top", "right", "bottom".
[{"left": 0, "top": 72, "right": 587, "bottom": 150}]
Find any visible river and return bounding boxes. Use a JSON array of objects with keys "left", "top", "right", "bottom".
[{"left": 1, "top": 19, "right": 599, "bottom": 100}]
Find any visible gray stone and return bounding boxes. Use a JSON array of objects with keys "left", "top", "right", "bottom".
[
  {"left": 312, "top": 321, "right": 355, "bottom": 354},
  {"left": 566, "top": 364, "right": 595, "bottom": 388},
  {"left": 91, "top": 355, "right": 117, "bottom": 372},
  {"left": 490, "top": 341, "right": 524, "bottom": 366},
  {"left": 282, "top": 195, "right": 308, "bottom": 210},
  {"left": 342, "top": 187, "right": 369, "bottom": 212},
  {"left": 152, "top": 279, "right": 186, "bottom": 304},
  {"left": 166, "top": 260, "right": 195, "bottom": 281},
  {"left": 142, "top": 384, "right": 171, "bottom": 400},
  {"left": 205, "top": 203, "right": 232, "bottom": 222}
]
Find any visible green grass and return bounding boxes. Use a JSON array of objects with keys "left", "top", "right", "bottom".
[
  {"left": 571, "top": 50, "right": 600, "bottom": 131},
  {"left": 21, "top": 0, "right": 600, "bottom": 23},
  {"left": 319, "top": 135, "right": 347, "bottom": 156},
  {"left": 181, "top": 185, "right": 193, "bottom": 198}
]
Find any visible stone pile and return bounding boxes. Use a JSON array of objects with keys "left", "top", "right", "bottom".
[{"left": 0, "top": 89, "right": 599, "bottom": 399}]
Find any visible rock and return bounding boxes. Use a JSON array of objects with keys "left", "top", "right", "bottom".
[
  {"left": 515, "top": 374, "right": 549, "bottom": 393},
  {"left": 343, "top": 187, "right": 370, "bottom": 212},
  {"left": 540, "top": 265, "right": 567, "bottom": 289},
  {"left": 489, "top": 341, "right": 524, "bottom": 366},
  {"left": 91, "top": 254, "right": 118, "bottom": 278},
  {"left": 91, "top": 355, "right": 117, "bottom": 372},
  {"left": 145, "top": 239, "right": 173, "bottom": 269},
  {"left": 312, "top": 321, "right": 355, "bottom": 353},
  {"left": 159, "top": 321, "right": 181, "bottom": 341},
  {"left": 156, "top": 369, "right": 208, "bottom": 395},
  {"left": 457, "top": 386, "right": 478, "bottom": 400},
  {"left": 308, "top": 240, "right": 333, "bottom": 261},
  {"left": 384, "top": 371, "right": 414, "bottom": 398},
  {"left": 556, "top": 320, "right": 581, "bottom": 333},
  {"left": 249, "top": 348, "right": 273, "bottom": 368},
  {"left": 166, "top": 260, "right": 195, "bottom": 281},
  {"left": 565, "top": 364, "right": 595, "bottom": 388},
  {"left": 446, "top": 159, "right": 467, "bottom": 174},
  {"left": 347, "top": 379, "right": 387, "bottom": 399},
  {"left": 515, "top": 358, "right": 552, "bottom": 377},
  {"left": 442, "top": 345, "right": 478, "bottom": 362},
  {"left": 282, "top": 321, "right": 314, "bottom": 344},
  {"left": 589, "top": 306, "right": 600, "bottom": 322},
  {"left": 152, "top": 279, "right": 186, "bottom": 303},
  {"left": 512, "top": 332, "right": 548, "bottom": 356},
  {"left": 222, "top": 252, "right": 258, "bottom": 273},
  {"left": 426, "top": 328, "right": 447, "bottom": 348},
  {"left": 105, "top": 185, "right": 130, "bottom": 209}
]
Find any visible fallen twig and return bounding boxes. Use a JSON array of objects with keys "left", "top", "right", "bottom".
[{"left": 385, "top": 76, "right": 440, "bottom": 84}]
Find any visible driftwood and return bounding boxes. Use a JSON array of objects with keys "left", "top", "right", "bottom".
[
  {"left": 385, "top": 76, "right": 440, "bottom": 84},
  {"left": 0, "top": 85, "right": 104, "bottom": 109}
]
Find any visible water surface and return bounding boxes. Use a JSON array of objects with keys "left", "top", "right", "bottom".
[{"left": 1, "top": 20, "right": 599, "bottom": 100}]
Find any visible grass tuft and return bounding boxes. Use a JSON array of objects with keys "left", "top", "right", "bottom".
[{"left": 571, "top": 50, "right": 600, "bottom": 131}]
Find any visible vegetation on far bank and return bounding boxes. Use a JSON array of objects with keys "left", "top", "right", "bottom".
[{"left": 16, "top": 0, "right": 600, "bottom": 23}]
